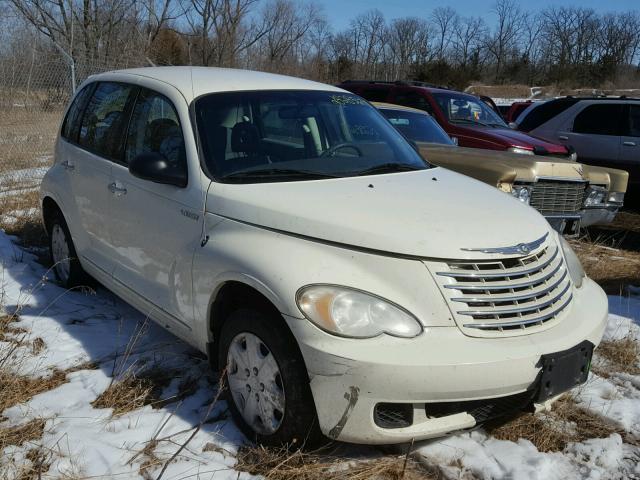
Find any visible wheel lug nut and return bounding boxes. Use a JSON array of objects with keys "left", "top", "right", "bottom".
[
  {"left": 255, "top": 393, "right": 259, "bottom": 401},
  {"left": 260, "top": 383, "right": 265, "bottom": 392},
  {"left": 246, "top": 384, "right": 251, "bottom": 392},
  {"left": 245, "top": 369, "right": 250, "bottom": 378},
  {"left": 253, "top": 367, "right": 258, "bottom": 376}
]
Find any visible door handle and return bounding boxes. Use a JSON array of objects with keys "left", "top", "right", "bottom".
[
  {"left": 558, "top": 135, "right": 569, "bottom": 141},
  {"left": 108, "top": 182, "right": 127, "bottom": 195},
  {"left": 623, "top": 141, "right": 637, "bottom": 147},
  {"left": 61, "top": 160, "right": 75, "bottom": 171}
]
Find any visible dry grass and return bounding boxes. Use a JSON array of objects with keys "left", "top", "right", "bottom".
[
  {"left": 0, "top": 369, "right": 67, "bottom": 413},
  {"left": 0, "top": 418, "right": 46, "bottom": 451},
  {"left": 593, "top": 336, "right": 640, "bottom": 376},
  {"left": 236, "top": 445, "right": 442, "bottom": 480},
  {"left": 571, "top": 239, "right": 640, "bottom": 293},
  {"left": 91, "top": 368, "right": 172, "bottom": 416},
  {"left": 489, "top": 396, "right": 621, "bottom": 452},
  {"left": 0, "top": 187, "right": 46, "bottom": 249}
]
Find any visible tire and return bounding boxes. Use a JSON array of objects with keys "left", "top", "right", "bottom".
[
  {"left": 218, "top": 308, "right": 322, "bottom": 447},
  {"left": 48, "top": 212, "right": 90, "bottom": 288}
]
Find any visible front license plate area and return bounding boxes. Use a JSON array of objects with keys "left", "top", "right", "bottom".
[{"left": 536, "top": 340, "right": 594, "bottom": 402}]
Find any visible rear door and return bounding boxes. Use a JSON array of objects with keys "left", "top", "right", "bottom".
[
  {"left": 59, "top": 81, "right": 136, "bottom": 275},
  {"left": 619, "top": 104, "right": 640, "bottom": 188},
  {"left": 108, "top": 86, "right": 202, "bottom": 334},
  {"left": 560, "top": 103, "right": 622, "bottom": 168}
]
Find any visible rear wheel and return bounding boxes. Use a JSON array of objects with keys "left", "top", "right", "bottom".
[
  {"left": 218, "top": 308, "right": 322, "bottom": 447},
  {"left": 48, "top": 213, "right": 89, "bottom": 288}
]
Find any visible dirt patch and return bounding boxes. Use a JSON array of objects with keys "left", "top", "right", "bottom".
[
  {"left": 465, "top": 84, "right": 533, "bottom": 99},
  {"left": 489, "top": 396, "right": 621, "bottom": 453},
  {"left": 236, "top": 445, "right": 442, "bottom": 480},
  {"left": 0, "top": 418, "right": 46, "bottom": 452}
]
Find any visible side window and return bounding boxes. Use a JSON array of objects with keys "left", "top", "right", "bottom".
[
  {"left": 626, "top": 105, "right": 640, "bottom": 137},
  {"left": 393, "top": 91, "right": 434, "bottom": 114},
  {"left": 359, "top": 87, "right": 390, "bottom": 102},
  {"left": 79, "top": 82, "right": 136, "bottom": 160},
  {"left": 125, "top": 89, "right": 186, "bottom": 169},
  {"left": 573, "top": 104, "right": 623, "bottom": 135},
  {"left": 61, "top": 84, "right": 94, "bottom": 141}
]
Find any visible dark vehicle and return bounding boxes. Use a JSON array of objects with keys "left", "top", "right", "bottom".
[{"left": 338, "top": 80, "right": 574, "bottom": 159}]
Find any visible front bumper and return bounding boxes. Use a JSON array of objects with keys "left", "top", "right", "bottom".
[
  {"left": 580, "top": 205, "right": 621, "bottom": 227},
  {"left": 285, "top": 278, "right": 607, "bottom": 444}
]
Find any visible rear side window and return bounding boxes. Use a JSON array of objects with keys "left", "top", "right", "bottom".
[
  {"left": 125, "top": 89, "right": 186, "bottom": 168},
  {"left": 61, "top": 84, "right": 94, "bottom": 141},
  {"left": 79, "top": 82, "right": 136, "bottom": 160},
  {"left": 359, "top": 87, "right": 391, "bottom": 102},
  {"left": 518, "top": 99, "right": 579, "bottom": 132},
  {"left": 626, "top": 105, "right": 640, "bottom": 137},
  {"left": 573, "top": 104, "right": 623, "bottom": 136},
  {"left": 393, "top": 90, "right": 434, "bottom": 114}
]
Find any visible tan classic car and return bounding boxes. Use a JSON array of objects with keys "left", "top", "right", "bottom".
[{"left": 375, "top": 102, "right": 628, "bottom": 235}]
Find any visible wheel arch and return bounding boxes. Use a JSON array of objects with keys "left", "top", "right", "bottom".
[
  {"left": 207, "top": 280, "right": 299, "bottom": 371},
  {"left": 41, "top": 195, "right": 63, "bottom": 234}
]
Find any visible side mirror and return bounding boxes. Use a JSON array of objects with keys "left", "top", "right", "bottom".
[
  {"left": 508, "top": 122, "right": 518, "bottom": 129},
  {"left": 129, "top": 152, "right": 187, "bottom": 188}
]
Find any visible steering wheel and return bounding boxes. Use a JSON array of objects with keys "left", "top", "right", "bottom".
[{"left": 320, "top": 143, "right": 363, "bottom": 158}]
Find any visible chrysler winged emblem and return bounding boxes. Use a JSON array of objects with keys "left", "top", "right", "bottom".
[{"left": 461, "top": 233, "right": 548, "bottom": 255}]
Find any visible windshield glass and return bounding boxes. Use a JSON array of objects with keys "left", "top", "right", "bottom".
[
  {"left": 432, "top": 92, "right": 507, "bottom": 128},
  {"left": 379, "top": 108, "right": 454, "bottom": 145},
  {"left": 194, "top": 90, "right": 428, "bottom": 183}
]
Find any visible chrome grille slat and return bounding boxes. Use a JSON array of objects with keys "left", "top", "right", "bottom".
[
  {"left": 436, "top": 247, "right": 558, "bottom": 279},
  {"left": 456, "top": 281, "right": 570, "bottom": 316},
  {"left": 432, "top": 242, "right": 573, "bottom": 336},
  {"left": 462, "top": 294, "right": 573, "bottom": 330},
  {"left": 529, "top": 180, "right": 587, "bottom": 216},
  {"left": 450, "top": 270, "right": 568, "bottom": 303}
]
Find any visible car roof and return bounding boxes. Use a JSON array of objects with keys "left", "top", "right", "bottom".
[
  {"left": 88, "top": 66, "right": 345, "bottom": 102},
  {"left": 372, "top": 102, "right": 429, "bottom": 115}
]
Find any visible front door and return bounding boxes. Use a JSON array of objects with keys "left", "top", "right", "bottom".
[
  {"left": 619, "top": 104, "right": 640, "bottom": 189},
  {"left": 108, "top": 88, "right": 202, "bottom": 332}
]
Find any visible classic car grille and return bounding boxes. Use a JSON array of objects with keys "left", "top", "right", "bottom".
[
  {"left": 529, "top": 180, "right": 587, "bottom": 216},
  {"left": 433, "top": 244, "right": 572, "bottom": 336}
]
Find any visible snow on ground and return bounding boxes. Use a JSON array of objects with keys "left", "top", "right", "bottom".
[{"left": 1, "top": 228, "right": 639, "bottom": 479}]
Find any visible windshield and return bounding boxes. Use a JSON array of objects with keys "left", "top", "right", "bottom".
[
  {"left": 432, "top": 92, "right": 507, "bottom": 128},
  {"left": 379, "top": 108, "right": 454, "bottom": 145},
  {"left": 194, "top": 90, "right": 428, "bottom": 183}
]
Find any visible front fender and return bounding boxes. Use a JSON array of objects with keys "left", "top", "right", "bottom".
[{"left": 191, "top": 213, "right": 455, "bottom": 351}]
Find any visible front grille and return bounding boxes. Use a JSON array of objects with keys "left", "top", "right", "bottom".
[
  {"left": 425, "top": 390, "right": 535, "bottom": 423},
  {"left": 374, "top": 403, "right": 413, "bottom": 429},
  {"left": 431, "top": 243, "right": 572, "bottom": 337},
  {"left": 529, "top": 180, "right": 587, "bottom": 216}
]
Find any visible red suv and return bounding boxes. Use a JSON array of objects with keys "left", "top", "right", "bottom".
[{"left": 338, "top": 81, "right": 574, "bottom": 159}]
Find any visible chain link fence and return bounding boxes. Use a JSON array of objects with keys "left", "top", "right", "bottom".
[{"left": 0, "top": 50, "right": 144, "bottom": 226}]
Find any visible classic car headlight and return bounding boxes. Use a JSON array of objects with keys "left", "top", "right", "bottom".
[
  {"left": 508, "top": 147, "right": 534, "bottom": 155},
  {"left": 608, "top": 192, "right": 625, "bottom": 204},
  {"left": 296, "top": 285, "right": 423, "bottom": 338},
  {"left": 559, "top": 236, "right": 585, "bottom": 288},
  {"left": 584, "top": 185, "right": 607, "bottom": 207},
  {"left": 511, "top": 184, "right": 532, "bottom": 204}
]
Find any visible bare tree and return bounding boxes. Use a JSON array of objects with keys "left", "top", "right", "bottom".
[
  {"left": 485, "top": 0, "right": 524, "bottom": 80},
  {"left": 431, "top": 6, "right": 457, "bottom": 61}
]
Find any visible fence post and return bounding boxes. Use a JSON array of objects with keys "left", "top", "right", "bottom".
[{"left": 52, "top": 43, "right": 76, "bottom": 94}]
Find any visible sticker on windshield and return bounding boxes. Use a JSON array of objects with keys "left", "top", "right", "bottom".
[{"left": 330, "top": 95, "right": 367, "bottom": 106}]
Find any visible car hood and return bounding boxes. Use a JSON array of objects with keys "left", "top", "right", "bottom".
[
  {"left": 205, "top": 168, "right": 552, "bottom": 260},
  {"left": 463, "top": 125, "right": 569, "bottom": 154}
]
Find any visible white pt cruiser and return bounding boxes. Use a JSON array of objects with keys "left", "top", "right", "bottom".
[{"left": 41, "top": 67, "right": 608, "bottom": 446}]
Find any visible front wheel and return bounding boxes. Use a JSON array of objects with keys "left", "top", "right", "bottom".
[{"left": 218, "top": 308, "right": 321, "bottom": 447}]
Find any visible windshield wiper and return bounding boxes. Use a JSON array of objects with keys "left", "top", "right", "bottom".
[
  {"left": 351, "top": 163, "right": 424, "bottom": 176},
  {"left": 451, "top": 118, "right": 491, "bottom": 127},
  {"left": 221, "top": 168, "right": 340, "bottom": 181}
]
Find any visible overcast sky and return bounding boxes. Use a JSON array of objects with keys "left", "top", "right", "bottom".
[{"left": 314, "top": 0, "right": 640, "bottom": 30}]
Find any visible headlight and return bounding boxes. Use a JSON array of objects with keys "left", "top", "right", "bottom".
[
  {"left": 569, "top": 152, "right": 578, "bottom": 161},
  {"left": 584, "top": 185, "right": 607, "bottom": 207},
  {"left": 296, "top": 285, "right": 423, "bottom": 338},
  {"left": 559, "top": 236, "right": 585, "bottom": 288},
  {"left": 511, "top": 184, "right": 532, "bottom": 204},
  {"left": 608, "top": 192, "right": 625, "bottom": 204},
  {"left": 508, "top": 147, "right": 534, "bottom": 155}
]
